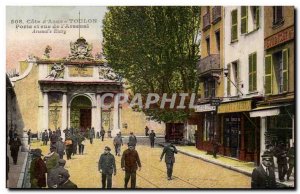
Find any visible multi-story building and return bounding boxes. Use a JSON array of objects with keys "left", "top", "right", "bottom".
[
  {"left": 195, "top": 6, "right": 224, "bottom": 153},
  {"left": 250, "top": 6, "right": 295, "bottom": 161}
]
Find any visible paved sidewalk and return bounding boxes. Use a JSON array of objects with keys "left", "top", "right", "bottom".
[{"left": 158, "top": 143, "right": 294, "bottom": 188}]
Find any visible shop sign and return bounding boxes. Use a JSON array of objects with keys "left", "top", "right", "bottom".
[
  {"left": 195, "top": 104, "right": 216, "bottom": 112},
  {"left": 265, "top": 25, "right": 294, "bottom": 49},
  {"left": 217, "top": 100, "right": 252, "bottom": 114},
  {"left": 210, "top": 98, "right": 221, "bottom": 106}
]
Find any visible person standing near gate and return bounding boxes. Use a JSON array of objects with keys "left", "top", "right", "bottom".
[
  {"left": 99, "top": 146, "right": 116, "bottom": 189},
  {"left": 121, "top": 143, "right": 141, "bottom": 188},
  {"left": 149, "top": 130, "right": 156, "bottom": 148},
  {"left": 9, "top": 133, "right": 22, "bottom": 165},
  {"left": 160, "top": 142, "right": 178, "bottom": 180},
  {"left": 251, "top": 150, "right": 276, "bottom": 188},
  {"left": 100, "top": 128, "right": 106, "bottom": 142}
]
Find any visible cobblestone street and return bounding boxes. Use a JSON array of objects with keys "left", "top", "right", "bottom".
[{"left": 31, "top": 137, "right": 250, "bottom": 189}]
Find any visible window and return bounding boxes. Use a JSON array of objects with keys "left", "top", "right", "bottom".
[
  {"left": 264, "top": 49, "right": 288, "bottom": 95},
  {"left": 206, "top": 36, "right": 210, "bottom": 55},
  {"left": 227, "top": 64, "right": 231, "bottom": 96},
  {"left": 273, "top": 6, "right": 283, "bottom": 26},
  {"left": 232, "top": 61, "right": 239, "bottom": 96},
  {"left": 248, "top": 52, "right": 257, "bottom": 92},
  {"left": 254, "top": 6, "right": 260, "bottom": 29},
  {"left": 204, "top": 113, "right": 215, "bottom": 141},
  {"left": 241, "top": 6, "right": 248, "bottom": 34},
  {"left": 231, "top": 9, "right": 238, "bottom": 42},
  {"left": 204, "top": 79, "right": 216, "bottom": 98},
  {"left": 215, "top": 30, "right": 220, "bottom": 53}
]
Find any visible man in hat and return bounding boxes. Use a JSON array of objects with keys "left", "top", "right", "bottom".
[
  {"left": 55, "top": 138, "right": 65, "bottom": 159},
  {"left": 89, "top": 127, "right": 95, "bottom": 144},
  {"left": 149, "top": 130, "right": 156, "bottom": 148},
  {"left": 48, "top": 159, "right": 69, "bottom": 188},
  {"left": 274, "top": 142, "right": 288, "bottom": 182},
  {"left": 251, "top": 150, "right": 277, "bottom": 189},
  {"left": 100, "top": 127, "right": 106, "bottom": 142},
  {"left": 99, "top": 146, "right": 116, "bottom": 189},
  {"left": 29, "top": 149, "right": 47, "bottom": 188},
  {"left": 42, "top": 129, "right": 49, "bottom": 146},
  {"left": 9, "top": 132, "right": 22, "bottom": 165},
  {"left": 128, "top": 132, "right": 137, "bottom": 148},
  {"left": 65, "top": 137, "right": 73, "bottom": 160},
  {"left": 44, "top": 146, "right": 59, "bottom": 173},
  {"left": 121, "top": 143, "right": 141, "bottom": 188},
  {"left": 113, "top": 132, "right": 123, "bottom": 156},
  {"left": 58, "top": 171, "right": 78, "bottom": 188},
  {"left": 160, "top": 142, "right": 178, "bottom": 180},
  {"left": 27, "top": 129, "right": 32, "bottom": 145}
]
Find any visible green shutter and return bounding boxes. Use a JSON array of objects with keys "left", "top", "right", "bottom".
[
  {"left": 253, "top": 53, "right": 257, "bottom": 91},
  {"left": 231, "top": 10, "right": 238, "bottom": 41},
  {"left": 241, "top": 6, "right": 248, "bottom": 34},
  {"left": 282, "top": 49, "right": 289, "bottom": 92},
  {"left": 265, "top": 55, "right": 273, "bottom": 95},
  {"left": 249, "top": 54, "right": 253, "bottom": 92},
  {"left": 227, "top": 64, "right": 231, "bottom": 96},
  {"left": 256, "top": 7, "right": 260, "bottom": 29}
]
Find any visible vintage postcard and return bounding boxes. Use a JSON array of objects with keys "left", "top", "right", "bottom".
[{"left": 6, "top": 6, "right": 295, "bottom": 189}]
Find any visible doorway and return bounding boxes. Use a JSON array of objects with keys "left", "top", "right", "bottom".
[{"left": 70, "top": 95, "right": 92, "bottom": 131}]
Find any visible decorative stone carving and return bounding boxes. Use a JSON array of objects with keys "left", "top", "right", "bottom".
[
  {"left": 43, "top": 45, "right": 52, "bottom": 59},
  {"left": 46, "top": 63, "right": 65, "bottom": 79},
  {"left": 99, "top": 63, "right": 120, "bottom": 81},
  {"left": 68, "top": 37, "right": 93, "bottom": 60}
]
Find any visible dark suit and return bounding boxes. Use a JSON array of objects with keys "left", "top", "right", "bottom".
[
  {"left": 58, "top": 180, "right": 78, "bottom": 188},
  {"left": 251, "top": 165, "right": 276, "bottom": 189},
  {"left": 121, "top": 149, "right": 141, "bottom": 188},
  {"left": 160, "top": 144, "right": 178, "bottom": 178},
  {"left": 99, "top": 152, "right": 116, "bottom": 188},
  {"left": 149, "top": 132, "right": 156, "bottom": 148}
]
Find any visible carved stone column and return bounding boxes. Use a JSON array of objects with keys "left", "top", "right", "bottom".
[
  {"left": 43, "top": 92, "right": 49, "bottom": 130},
  {"left": 61, "top": 92, "right": 67, "bottom": 140}
]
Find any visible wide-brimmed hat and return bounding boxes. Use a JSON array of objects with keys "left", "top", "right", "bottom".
[
  {"left": 31, "top": 148, "right": 43, "bottom": 157},
  {"left": 261, "top": 150, "right": 273, "bottom": 159},
  {"left": 104, "top": 146, "right": 111, "bottom": 151}
]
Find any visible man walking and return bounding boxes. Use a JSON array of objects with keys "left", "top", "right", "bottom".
[
  {"left": 89, "top": 127, "right": 95, "bottom": 144},
  {"left": 65, "top": 137, "right": 73, "bottom": 160},
  {"left": 100, "top": 128, "right": 106, "bottom": 141},
  {"left": 99, "top": 146, "right": 116, "bottom": 189},
  {"left": 128, "top": 132, "right": 137, "bottom": 148},
  {"left": 121, "top": 143, "right": 142, "bottom": 188},
  {"left": 55, "top": 138, "right": 65, "bottom": 159},
  {"left": 149, "top": 130, "right": 156, "bottom": 148},
  {"left": 274, "top": 142, "right": 288, "bottom": 182},
  {"left": 160, "top": 143, "right": 178, "bottom": 180},
  {"left": 9, "top": 133, "right": 22, "bottom": 165},
  {"left": 251, "top": 151, "right": 277, "bottom": 188},
  {"left": 78, "top": 133, "right": 86, "bottom": 155},
  {"left": 42, "top": 130, "right": 49, "bottom": 145},
  {"left": 113, "top": 132, "right": 123, "bottom": 156},
  {"left": 27, "top": 129, "right": 32, "bottom": 145}
]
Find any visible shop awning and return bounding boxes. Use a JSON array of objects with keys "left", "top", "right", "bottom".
[{"left": 250, "top": 106, "right": 280, "bottom": 117}]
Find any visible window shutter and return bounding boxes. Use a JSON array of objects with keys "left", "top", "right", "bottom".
[
  {"left": 227, "top": 64, "right": 231, "bottom": 96},
  {"left": 241, "top": 6, "right": 248, "bottom": 34},
  {"left": 256, "top": 7, "right": 260, "bottom": 29},
  {"left": 231, "top": 10, "right": 238, "bottom": 41},
  {"left": 253, "top": 53, "right": 257, "bottom": 91},
  {"left": 282, "top": 49, "right": 289, "bottom": 92},
  {"left": 265, "top": 55, "right": 273, "bottom": 95},
  {"left": 249, "top": 54, "right": 253, "bottom": 92}
]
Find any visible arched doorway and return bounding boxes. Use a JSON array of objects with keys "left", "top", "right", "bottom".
[{"left": 70, "top": 95, "right": 92, "bottom": 131}]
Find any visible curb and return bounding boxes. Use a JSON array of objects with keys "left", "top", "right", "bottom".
[{"left": 16, "top": 151, "right": 29, "bottom": 188}]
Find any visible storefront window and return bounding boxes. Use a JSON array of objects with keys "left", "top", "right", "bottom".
[
  {"left": 223, "top": 115, "right": 241, "bottom": 157},
  {"left": 203, "top": 112, "right": 215, "bottom": 141}
]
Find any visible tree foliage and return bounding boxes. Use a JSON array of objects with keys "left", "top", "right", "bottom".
[{"left": 103, "top": 6, "right": 201, "bottom": 123}]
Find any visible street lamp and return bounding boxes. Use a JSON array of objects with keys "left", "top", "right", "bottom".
[{"left": 223, "top": 68, "right": 243, "bottom": 96}]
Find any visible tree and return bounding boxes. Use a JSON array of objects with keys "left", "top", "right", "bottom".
[{"left": 103, "top": 6, "right": 201, "bottom": 123}]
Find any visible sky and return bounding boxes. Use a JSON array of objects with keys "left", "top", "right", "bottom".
[{"left": 6, "top": 6, "right": 107, "bottom": 71}]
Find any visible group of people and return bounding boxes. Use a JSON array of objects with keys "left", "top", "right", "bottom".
[
  {"left": 251, "top": 142, "right": 295, "bottom": 189},
  {"left": 29, "top": 147, "right": 77, "bottom": 188}
]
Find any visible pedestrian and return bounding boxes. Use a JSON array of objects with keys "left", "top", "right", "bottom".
[
  {"left": 274, "top": 142, "right": 288, "bottom": 182},
  {"left": 212, "top": 138, "right": 220, "bottom": 158},
  {"left": 27, "top": 129, "right": 32, "bottom": 145},
  {"left": 47, "top": 159, "right": 69, "bottom": 188},
  {"left": 65, "top": 137, "right": 73, "bottom": 160},
  {"left": 42, "top": 130, "right": 49, "bottom": 146},
  {"left": 100, "top": 128, "right": 106, "bottom": 142},
  {"left": 71, "top": 133, "right": 78, "bottom": 155},
  {"left": 55, "top": 138, "right": 65, "bottom": 159},
  {"left": 287, "top": 143, "right": 295, "bottom": 181},
  {"left": 149, "top": 130, "right": 156, "bottom": 148},
  {"left": 121, "top": 143, "right": 141, "bottom": 188},
  {"left": 8, "top": 128, "right": 14, "bottom": 140},
  {"left": 128, "top": 132, "right": 137, "bottom": 148},
  {"left": 89, "top": 127, "right": 95, "bottom": 144},
  {"left": 9, "top": 133, "right": 22, "bottom": 165},
  {"left": 99, "top": 146, "right": 116, "bottom": 189},
  {"left": 44, "top": 146, "right": 60, "bottom": 173},
  {"left": 160, "top": 142, "right": 178, "bottom": 180},
  {"left": 251, "top": 150, "right": 277, "bottom": 189},
  {"left": 78, "top": 133, "right": 86, "bottom": 155},
  {"left": 50, "top": 131, "right": 58, "bottom": 148},
  {"left": 58, "top": 171, "right": 78, "bottom": 188},
  {"left": 48, "top": 129, "right": 52, "bottom": 139},
  {"left": 113, "top": 132, "right": 123, "bottom": 156},
  {"left": 56, "top": 127, "right": 62, "bottom": 137},
  {"left": 145, "top": 126, "right": 149, "bottom": 136},
  {"left": 29, "top": 149, "right": 47, "bottom": 188},
  {"left": 265, "top": 144, "right": 275, "bottom": 168}
]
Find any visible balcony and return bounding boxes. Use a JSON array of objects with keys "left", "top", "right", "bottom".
[
  {"left": 212, "top": 6, "right": 222, "bottom": 24},
  {"left": 197, "top": 54, "right": 221, "bottom": 77},
  {"left": 202, "top": 12, "right": 211, "bottom": 31}
]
